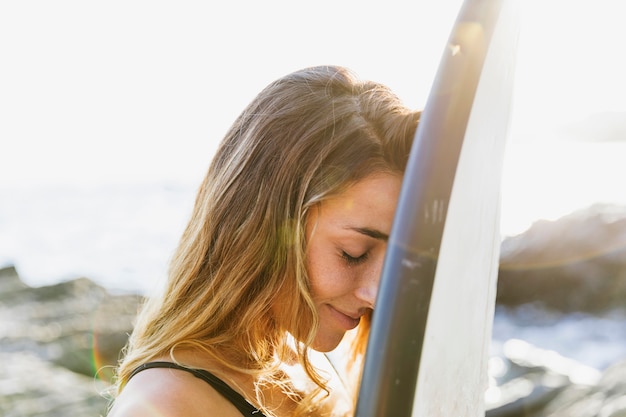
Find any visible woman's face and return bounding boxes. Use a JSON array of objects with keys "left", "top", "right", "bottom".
[{"left": 305, "top": 172, "right": 402, "bottom": 352}]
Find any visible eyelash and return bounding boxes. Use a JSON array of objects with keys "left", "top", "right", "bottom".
[{"left": 341, "top": 251, "right": 369, "bottom": 266}]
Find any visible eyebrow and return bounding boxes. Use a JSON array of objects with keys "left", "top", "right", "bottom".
[{"left": 347, "top": 226, "right": 389, "bottom": 242}]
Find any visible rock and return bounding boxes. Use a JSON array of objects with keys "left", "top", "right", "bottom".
[
  {"left": 497, "top": 204, "right": 626, "bottom": 313},
  {"left": 541, "top": 359, "right": 626, "bottom": 417},
  {"left": 0, "top": 266, "right": 143, "bottom": 381},
  {"left": 3, "top": 293, "right": 139, "bottom": 379},
  {"left": 0, "top": 265, "right": 28, "bottom": 293},
  {"left": 0, "top": 351, "right": 110, "bottom": 417},
  {"left": 491, "top": 204, "right": 626, "bottom": 414},
  {"left": 486, "top": 339, "right": 601, "bottom": 417},
  {"left": 0, "top": 266, "right": 145, "bottom": 416}
]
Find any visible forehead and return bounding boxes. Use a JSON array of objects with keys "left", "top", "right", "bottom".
[{"left": 319, "top": 173, "right": 402, "bottom": 232}]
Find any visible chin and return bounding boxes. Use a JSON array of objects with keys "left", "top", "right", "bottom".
[{"left": 311, "top": 332, "right": 344, "bottom": 352}]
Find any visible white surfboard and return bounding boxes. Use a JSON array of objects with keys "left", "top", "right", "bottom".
[{"left": 355, "top": 0, "right": 519, "bottom": 416}]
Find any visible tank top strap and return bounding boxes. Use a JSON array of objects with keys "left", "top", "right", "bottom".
[{"left": 128, "top": 361, "right": 267, "bottom": 417}]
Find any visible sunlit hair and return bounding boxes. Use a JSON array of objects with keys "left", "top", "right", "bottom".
[{"left": 114, "top": 65, "right": 419, "bottom": 416}]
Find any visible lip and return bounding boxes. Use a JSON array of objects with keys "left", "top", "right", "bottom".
[{"left": 327, "top": 305, "right": 361, "bottom": 330}]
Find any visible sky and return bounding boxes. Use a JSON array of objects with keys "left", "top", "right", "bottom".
[
  {"left": 501, "top": 0, "right": 626, "bottom": 234},
  {"left": 0, "top": 0, "right": 461, "bottom": 185},
  {"left": 1, "top": 0, "right": 625, "bottom": 237}
]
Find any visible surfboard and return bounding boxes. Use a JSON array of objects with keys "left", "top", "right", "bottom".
[{"left": 354, "top": 0, "right": 519, "bottom": 416}]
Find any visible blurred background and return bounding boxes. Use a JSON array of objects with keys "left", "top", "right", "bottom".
[
  {"left": 1, "top": 0, "right": 625, "bottom": 415},
  {"left": 2, "top": 0, "right": 624, "bottom": 289}
]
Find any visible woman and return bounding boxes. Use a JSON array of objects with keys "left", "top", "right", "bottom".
[{"left": 108, "top": 65, "right": 420, "bottom": 417}]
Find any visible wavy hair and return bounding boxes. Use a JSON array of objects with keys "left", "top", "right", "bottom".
[{"left": 115, "top": 65, "right": 419, "bottom": 416}]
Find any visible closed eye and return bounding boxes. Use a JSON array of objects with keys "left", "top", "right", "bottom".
[{"left": 341, "top": 251, "right": 369, "bottom": 266}]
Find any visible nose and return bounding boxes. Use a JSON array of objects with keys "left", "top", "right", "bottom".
[
  {"left": 355, "top": 259, "right": 383, "bottom": 309},
  {"left": 355, "top": 285, "right": 377, "bottom": 309}
]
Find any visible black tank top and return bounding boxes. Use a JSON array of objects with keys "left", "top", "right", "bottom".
[{"left": 128, "top": 361, "right": 268, "bottom": 417}]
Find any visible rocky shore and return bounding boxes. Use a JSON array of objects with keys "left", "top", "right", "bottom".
[
  {"left": 489, "top": 203, "right": 626, "bottom": 417},
  {"left": 1, "top": 203, "right": 625, "bottom": 416},
  {"left": 0, "top": 265, "right": 142, "bottom": 416}
]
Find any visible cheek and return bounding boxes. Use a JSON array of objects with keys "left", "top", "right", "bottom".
[{"left": 306, "top": 251, "right": 354, "bottom": 300}]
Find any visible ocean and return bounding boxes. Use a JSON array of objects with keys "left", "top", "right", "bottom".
[
  {"left": 0, "top": 182, "right": 196, "bottom": 295},
  {"left": 1, "top": 181, "right": 625, "bottom": 371}
]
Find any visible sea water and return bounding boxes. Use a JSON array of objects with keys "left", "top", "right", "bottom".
[{"left": 0, "top": 182, "right": 196, "bottom": 295}]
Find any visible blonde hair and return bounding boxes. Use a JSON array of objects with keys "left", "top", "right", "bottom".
[{"left": 115, "top": 65, "right": 419, "bottom": 416}]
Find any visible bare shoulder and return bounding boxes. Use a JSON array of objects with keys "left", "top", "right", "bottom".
[{"left": 106, "top": 366, "right": 243, "bottom": 417}]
